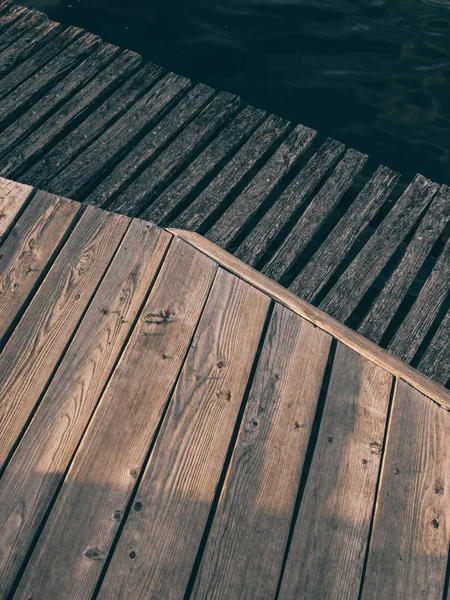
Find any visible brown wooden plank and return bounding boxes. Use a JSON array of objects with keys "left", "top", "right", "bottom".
[
  {"left": 0, "top": 176, "right": 33, "bottom": 241},
  {"left": 320, "top": 174, "right": 440, "bottom": 322},
  {"left": 0, "top": 191, "right": 80, "bottom": 343},
  {"left": 192, "top": 304, "right": 331, "bottom": 600},
  {"left": 263, "top": 148, "right": 368, "bottom": 282},
  {"left": 96, "top": 268, "right": 270, "bottom": 600},
  {"left": 0, "top": 220, "right": 171, "bottom": 598},
  {"left": 359, "top": 184, "right": 450, "bottom": 345},
  {"left": 234, "top": 137, "right": 345, "bottom": 267},
  {"left": 14, "top": 237, "right": 217, "bottom": 600},
  {"left": 205, "top": 124, "right": 317, "bottom": 249},
  {"left": 0, "top": 206, "right": 130, "bottom": 469},
  {"left": 290, "top": 165, "right": 400, "bottom": 302},
  {"left": 0, "top": 8, "right": 45, "bottom": 53},
  {"left": 0, "top": 3, "right": 26, "bottom": 32},
  {"left": 361, "top": 380, "right": 450, "bottom": 599},
  {"left": 279, "top": 342, "right": 393, "bottom": 599},
  {"left": 418, "top": 307, "right": 450, "bottom": 385}
]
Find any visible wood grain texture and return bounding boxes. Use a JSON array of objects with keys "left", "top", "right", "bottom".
[
  {"left": 97, "top": 268, "right": 270, "bottom": 600},
  {"left": 0, "top": 176, "right": 33, "bottom": 240},
  {"left": 0, "top": 220, "right": 171, "bottom": 598},
  {"left": 418, "top": 307, "right": 450, "bottom": 386},
  {"left": 14, "top": 237, "right": 217, "bottom": 600},
  {"left": 361, "top": 380, "right": 450, "bottom": 599},
  {"left": 290, "top": 165, "right": 400, "bottom": 301},
  {"left": 206, "top": 124, "right": 317, "bottom": 249},
  {"left": 0, "top": 206, "right": 130, "bottom": 469},
  {"left": 279, "top": 342, "right": 393, "bottom": 599},
  {"left": 0, "top": 8, "right": 45, "bottom": 53},
  {"left": 320, "top": 174, "right": 440, "bottom": 322},
  {"left": 0, "top": 191, "right": 80, "bottom": 342},
  {"left": 0, "top": 3, "right": 26, "bottom": 33},
  {"left": 192, "top": 304, "right": 331, "bottom": 600},
  {"left": 234, "top": 137, "right": 345, "bottom": 267},
  {"left": 263, "top": 148, "right": 368, "bottom": 281}
]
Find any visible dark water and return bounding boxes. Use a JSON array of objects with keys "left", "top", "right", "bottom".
[{"left": 22, "top": 0, "right": 450, "bottom": 184}]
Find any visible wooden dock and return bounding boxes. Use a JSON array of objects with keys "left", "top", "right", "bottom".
[
  {"left": 0, "top": 0, "right": 449, "bottom": 390},
  {"left": 1, "top": 177, "right": 449, "bottom": 599}
]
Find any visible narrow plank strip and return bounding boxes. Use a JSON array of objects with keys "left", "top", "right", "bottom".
[
  {"left": 0, "top": 3, "right": 25, "bottom": 31},
  {"left": 192, "top": 305, "right": 331, "bottom": 600},
  {"left": 361, "top": 380, "right": 450, "bottom": 599},
  {"left": 0, "top": 0, "right": 13, "bottom": 19},
  {"left": 97, "top": 268, "right": 270, "bottom": 600},
  {"left": 47, "top": 71, "right": 191, "bottom": 199},
  {"left": 0, "top": 49, "right": 142, "bottom": 178},
  {"left": 263, "top": 148, "right": 368, "bottom": 281},
  {"left": 171, "top": 114, "right": 291, "bottom": 230},
  {"left": 279, "top": 342, "right": 392, "bottom": 599},
  {"left": 21, "top": 61, "right": 164, "bottom": 188},
  {"left": 113, "top": 91, "right": 241, "bottom": 218},
  {"left": 14, "top": 237, "right": 217, "bottom": 600},
  {"left": 418, "top": 307, "right": 450, "bottom": 385},
  {"left": 0, "top": 191, "right": 80, "bottom": 342},
  {"left": 0, "top": 176, "right": 33, "bottom": 241},
  {"left": 206, "top": 124, "right": 317, "bottom": 248},
  {"left": 0, "top": 206, "right": 130, "bottom": 468},
  {"left": 320, "top": 174, "right": 439, "bottom": 322},
  {"left": 0, "top": 220, "right": 171, "bottom": 598},
  {"left": 169, "top": 229, "right": 450, "bottom": 409},
  {"left": 0, "top": 9, "right": 45, "bottom": 52},
  {"left": 234, "top": 137, "right": 345, "bottom": 267},
  {"left": 86, "top": 83, "right": 217, "bottom": 208},
  {"left": 290, "top": 165, "right": 400, "bottom": 301},
  {"left": 359, "top": 184, "right": 450, "bottom": 344}
]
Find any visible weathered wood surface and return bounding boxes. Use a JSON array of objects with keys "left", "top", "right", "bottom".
[
  {"left": 418, "top": 307, "right": 450, "bottom": 385},
  {"left": 0, "top": 175, "right": 33, "bottom": 239}
]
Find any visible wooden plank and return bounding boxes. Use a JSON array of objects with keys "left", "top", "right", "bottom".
[
  {"left": 0, "top": 41, "right": 119, "bottom": 161},
  {"left": 0, "top": 220, "right": 171, "bottom": 598},
  {"left": 143, "top": 105, "right": 266, "bottom": 225},
  {"left": 14, "top": 237, "right": 217, "bottom": 600},
  {"left": 234, "top": 137, "right": 345, "bottom": 267},
  {"left": 361, "top": 380, "right": 450, "bottom": 599},
  {"left": 263, "top": 148, "right": 368, "bottom": 281},
  {"left": 47, "top": 71, "right": 191, "bottom": 200},
  {"left": 0, "top": 49, "right": 142, "bottom": 179},
  {"left": 96, "top": 268, "right": 270, "bottom": 600},
  {"left": 21, "top": 61, "right": 164, "bottom": 188},
  {"left": 0, "top": 191, "right": 80, "bottom": 343},
  {"left": 290, "top": 165, "right": 400, "bottom": 302},
  {"left": 279, "top": 342, "right": 392, "bottom": 599},
  {"left": 0, "top": 206, "right": 130, "bottom": 468},
  {"left": 0, "top": 8, "right": 45, "bottom": 52},
  {"left": 86, "top": 83, "right": 217, "bottom": 208},
  {"left": 206, "top": 124, "right": 317, "bottom": 249},
  {"left": 0, "top": 0, "right": 13, "bottom": 19},
  {"left": 418, "top": 307, "right": 450, "bottom": 385},
  {"left": 112, "top": 91, "right": 241, "bottom": 218},
  {"left": 192, "top": 304, "right": 331, "bottom": 600},
  {"left": 320, "top": 174, "right": 440, "bottom": 322},
  {"left": 169, "top": 229, "right": 450, "bottom": 409},
  {"left": 0, "top": 176, "right": 33, "bottom": 241},
  {"left": 388, "top": 235, "right": 450, "bottom": 363},
  {"left": 359, "top": 184, "right": 450, "bottom": 344},
  {"left": 171, "top": 114, "right": 291, "bottom": 230},
  {"left": 0, "top": 5, "right": 26, "bottom": 33}
]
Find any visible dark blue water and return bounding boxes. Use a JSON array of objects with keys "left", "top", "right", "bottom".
[{"left": 23, "top": 0, "right": 450, "bottom": 184}]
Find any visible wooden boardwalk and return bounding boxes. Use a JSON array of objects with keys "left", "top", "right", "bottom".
[
  {"left": 1, "top": 178, "right": 449, "bottom": 599},
  {"left": 0, "top": 1, "right": 449, "bottom": 389}
]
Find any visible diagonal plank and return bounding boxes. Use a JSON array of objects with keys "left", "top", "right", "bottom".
[
  {"left": 0, "top": 4, "right": 27, "bottom": 33},
  {"left": 0, "top": 176, "right": 34, "bottom": 241},
  {"left": 418, "top": 306, "right": 450, "bottom": 386},
  {"left": 96, "top": 268, "right": 270, "bottom": 600},
  {"left": 0, "top": 190, "right": 80, "bottom": 343},
  {"left": 14, "top": 237, "right": 217, "bottom": 600},
  {"left": 0, "top": 206, "right": 130, "bottom": 469},
  {"left": 361, "top": 380, "right": 450, "bottom": 599},
  {"left": 192, "top": 304, "right": 331, "bottom": 600},
  {"left": 0, "top": 8, "right": 45, "bottom": 53},
  {"left": 0, "top": 220, "right": 171, "bottom": 599}
]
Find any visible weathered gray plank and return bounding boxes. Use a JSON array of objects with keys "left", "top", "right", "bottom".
[
  {"left": 0, "top": 8, "right": 45, "bottom": 52},
  {"left": 234, "top": 137, "right": 345, "bottom": 267},
  {"left": 171, "top": 114, "right": 291, "bottom": 230},
  {"left": 192, "top": 305, "right": 331, "bottom": 600},
  {"left": 290, "top": 165, "right": 400, "bottom": 302},
  {"left": 263, "top": 148, "right": 368, "bottom": 281},
  {"left": 361, "top": 381, "right": 450, "bottom": 599},
  {"left": 206, "top": 124, "right": 317, "bottom": 249},
  {"left": 14, "top": 237, "right": 217, "bottom": 600},
  {"left": 320, "top": 174, "right": 439, "bottom": 322},
  {"left": 0, "top": 176, "right": 33, "bottom": 241},
  {"left": 0, "top": 220, "right": 171, "bottom": 598},
  {"left": 418, "top": 307, "right": 450, "bottom": 385}
]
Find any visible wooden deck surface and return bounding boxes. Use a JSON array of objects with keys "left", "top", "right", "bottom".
[
  {"left": 1, "top": 178, "right": 449, "bottom": 599},
  {"left": 0, "top": 1, "right": 449, "bottom": 388}
]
